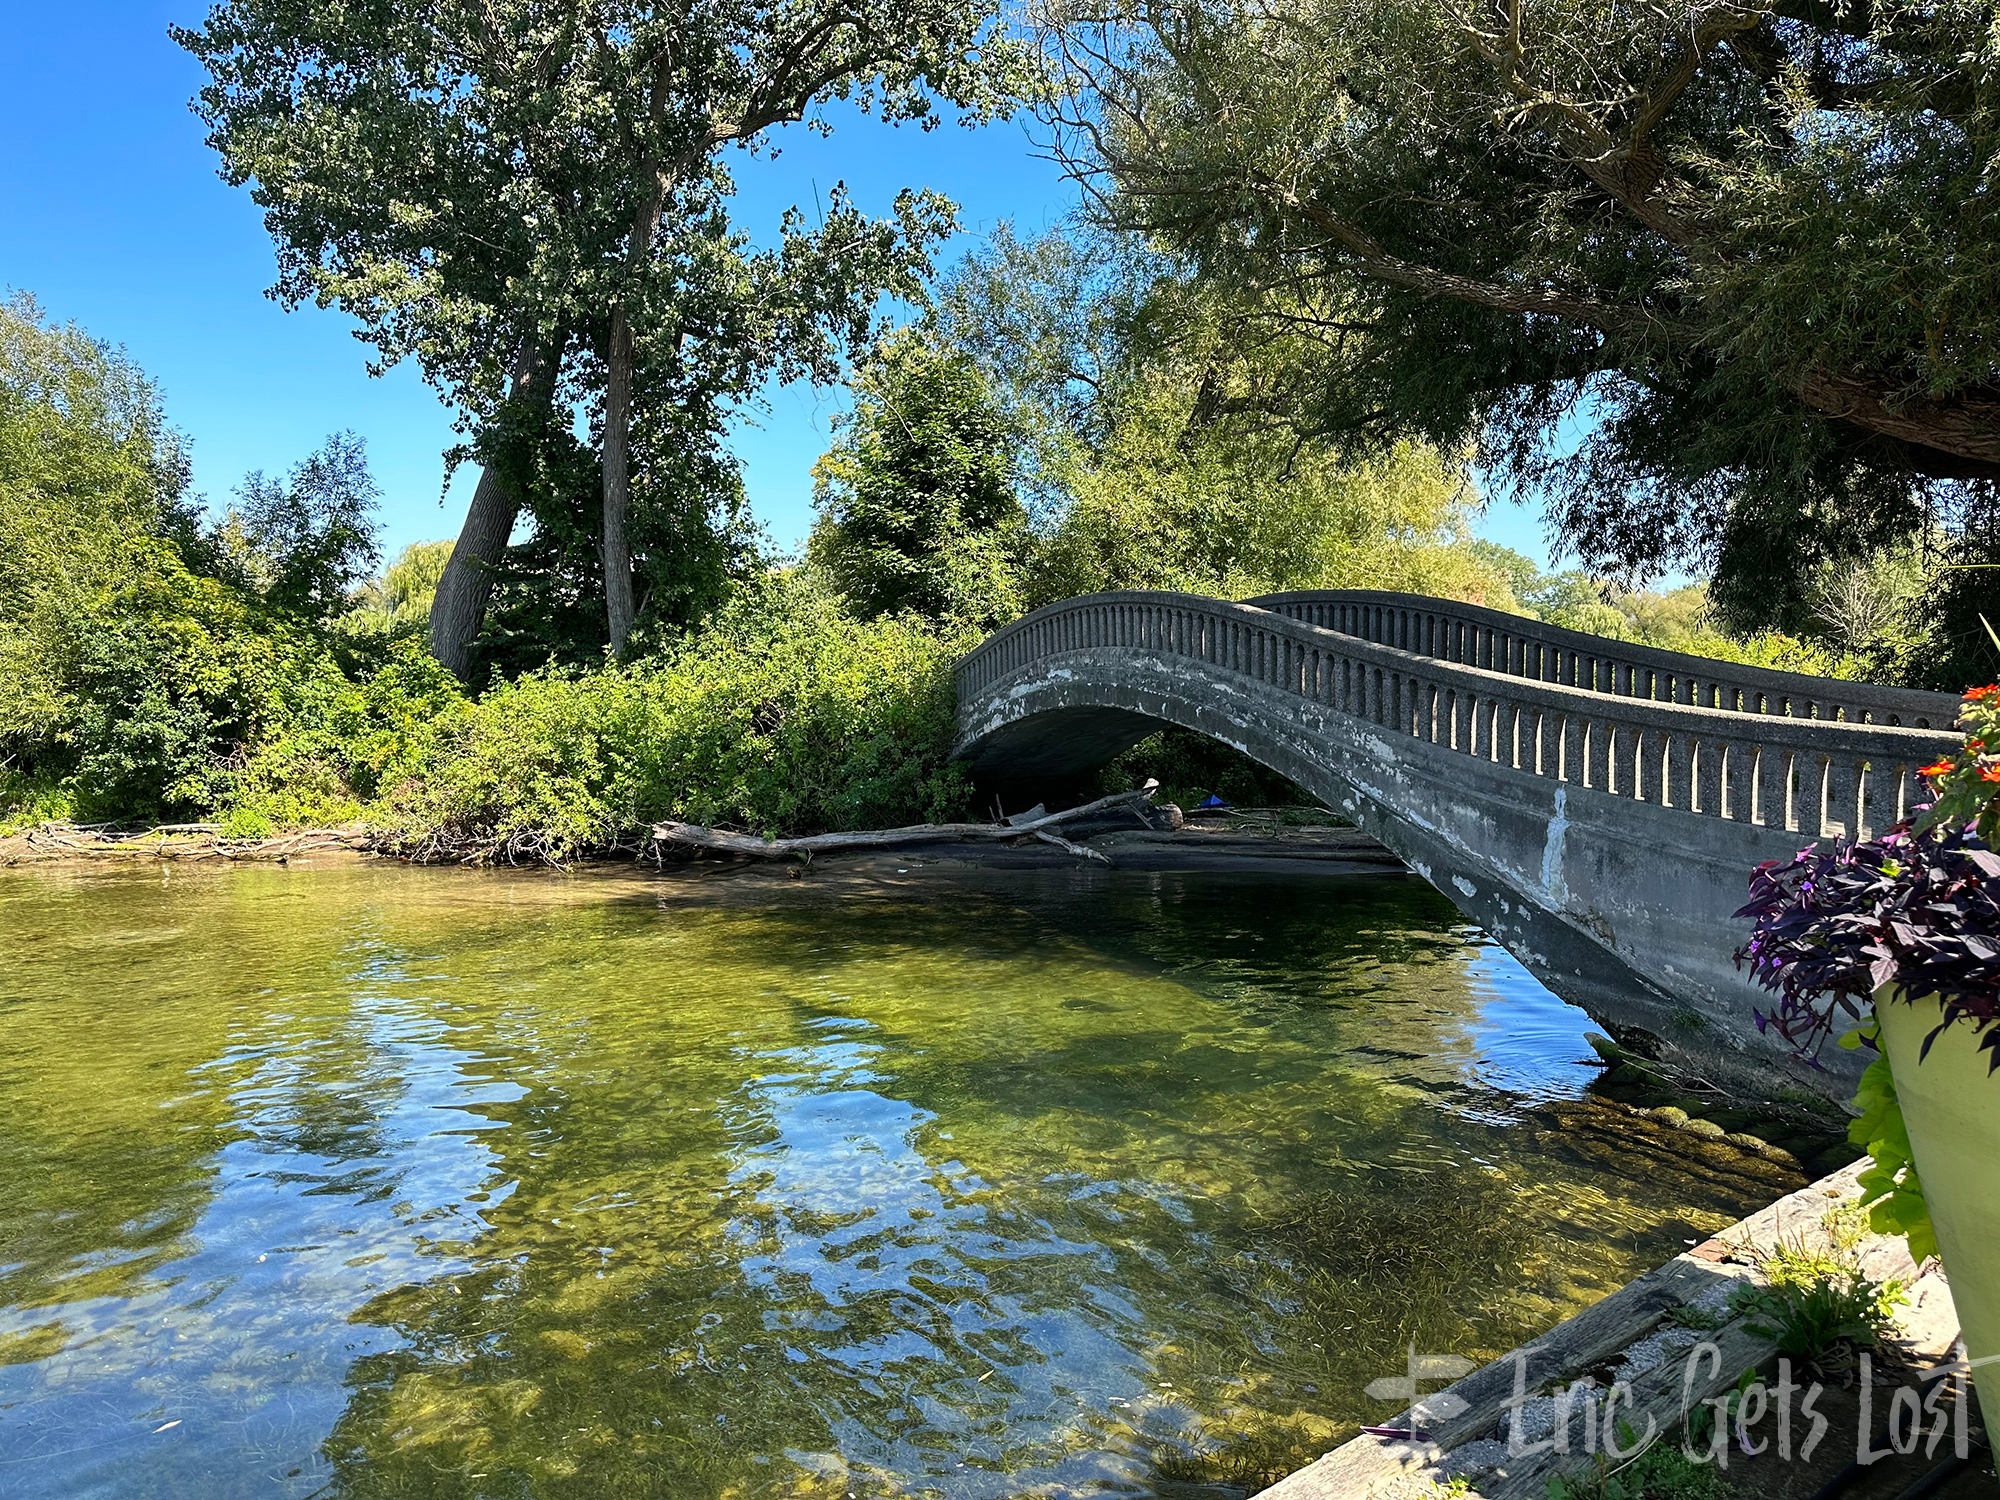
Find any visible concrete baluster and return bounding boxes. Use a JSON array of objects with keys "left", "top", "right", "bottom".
[
  {"left": 1581, "top": 718, "right": 1609, "bottom": 787},
  {"left": 1693, "top": 737, "right": 1723, "bottom": 815},
  {"left": 1554, "top": 713, "right": 1579, "bottom": 782},
  {"left": 1800, "top": 754, "right": 1832, "bottom": 837},
  {"left": 1857, "top": 758, "right": 1902, "bottom": 840},
  {"left": 1620, "top": 720, "right": 1643, "bottom": 790},
  {"left": 1535, "top": 709, "right": 1556, "bottom": 777},
  {"left": 1754, "top": 745, "right": 1791, "bottom": 829},
  {"left": 1663, "top": 733, "right": 1694, "bottom": 809},
  {"left": 1720, "top": 741, "right": 1756, "bottom": 821},
  {"left": 1822, "top": 756, "right": 1860, "bottom": 840},
  {"left": 1497, "top": 702, "right": 1520, "bottom": 768}
]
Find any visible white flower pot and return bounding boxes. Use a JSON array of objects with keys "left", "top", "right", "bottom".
[{"left": 1872, "top": 990, "right": 2000, "bottom": 1418}]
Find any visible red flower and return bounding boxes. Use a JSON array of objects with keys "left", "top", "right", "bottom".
[
  {"left": 1921, "top": 760, "right": 1958, "bottom": 778},
  {"left": 1982, "top": 765, "right": 2000, "bottom": 783},
  {"left": 1967, "top": 685, "right": 2000, "bottom": 701}
]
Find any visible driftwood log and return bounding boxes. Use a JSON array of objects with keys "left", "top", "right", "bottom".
[{"left": 650, "top": 789, "right": 1173, "bottom": 866}]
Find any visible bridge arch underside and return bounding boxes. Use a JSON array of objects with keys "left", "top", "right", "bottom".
[{"left": 958, "top": 649, "right": 1850, "bottom": 1098}]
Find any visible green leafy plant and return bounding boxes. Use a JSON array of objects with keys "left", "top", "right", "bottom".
[
  {"left": 369, "top": 574, "right": 977, "bottom": 862},
  {"left": 1728, "top": 1243, "right": 1906, "bottom": 1364},
  {"left": 1841, "top": 1030, "right": 1939, "bottom": 1262},
  {"left": 1544, "top": 1428, "right": 1728, "bottom": 1500}
]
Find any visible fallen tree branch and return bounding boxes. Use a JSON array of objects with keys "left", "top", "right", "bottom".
[
  {"left": 1033, "top": 828, "right": 1112, "bottom": 863},
  {"left": 649, "top": 788, "right": 1161, "bottom": 863}
]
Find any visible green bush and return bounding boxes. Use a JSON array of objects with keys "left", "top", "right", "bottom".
[{"left": 369, "top": 576, "right": 976, "bottom": 861}]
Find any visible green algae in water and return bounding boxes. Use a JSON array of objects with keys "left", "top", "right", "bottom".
[{"left": 0, "top": 862, "right": 1802, "bottom": 1499}]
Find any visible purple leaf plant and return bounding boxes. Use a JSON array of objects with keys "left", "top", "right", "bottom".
[{"left": 1734, "top": 822, "right": 2000, "bottom": 1075}]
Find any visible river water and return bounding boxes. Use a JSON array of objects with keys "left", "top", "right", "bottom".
[{"left": 0, "top": 859, "right": 1803, "bottom": 1498}]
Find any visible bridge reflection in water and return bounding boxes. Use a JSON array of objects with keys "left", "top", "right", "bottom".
[{"left": 955, "top": 589, "right": 1960, "bottom": 1096}]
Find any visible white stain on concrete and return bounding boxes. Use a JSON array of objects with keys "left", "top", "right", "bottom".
[
  {"left": 1452, "top": 875, "right": 1478, "bottom": 898},
  {"left": 1539, "top": 786, "right": 1570, "bottom": 904}
]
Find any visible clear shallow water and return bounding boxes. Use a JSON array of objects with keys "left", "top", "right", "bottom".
[{"left": 0, "top": 861, "right": 1801, "bottom": 1499}]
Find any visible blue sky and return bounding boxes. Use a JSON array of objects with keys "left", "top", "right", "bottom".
[{"left": 2, "top": 2, "right": 1550, "bottom": 566}]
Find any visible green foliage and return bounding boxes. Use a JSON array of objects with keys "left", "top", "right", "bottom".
[
  {"left": 0, "top": 297, "right": 972, "bottom": 855},
  {"left": 176, "top": 0, "right": 1029, "bottom": 411},
  {"left": 1472, "top": 543, "right": 1869, "bottom": 679},
  {"left": 1101, "top": 726, "right": 1323, "bottom": 812},
  {"left": 212, "top": 431, "right": 381, "bottom": 625},
  {"left": 350, "top": 539, "right": 455, "bottom": 634},
  {"left": 469, "top": 407, "right": 764, "bottom": 683},
  {"left": 932, "top": 224, "right": 1521, "bottom": 610},
  {"left": 1728, "top": 1234, "right": 1908, "bottom": 1361},
  {"left": 1048, "top": 0, "right": 2000, "bottom": 674},
  {"left": 371, "top": 575, "right": 975, "bottom": 861},
  {"left": 1914, "top": 681, "right": 2000, "bottom": 849},
  {"left": 808, "top": 329, "right": 1026, "bottom": 625},
  {"left": 1663, "top": 1302, "right": 1726, "bottom": 1333},
  {"left": 177, "top": 0, "right": 1034, "bottom": 652},
  {"left": 0, "top": 295, "right": 359, "bottom": 826},
  {"left": 1841, "top": 1035, "right": 1940, "bottom": 1264},
  {"left": 1545, "top": 1437, "right": 1728, "bottom": 1500}
]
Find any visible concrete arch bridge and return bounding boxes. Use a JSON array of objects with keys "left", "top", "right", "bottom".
[{"left": 953, "top": 590, "right": 1962, "bottom": 1093}]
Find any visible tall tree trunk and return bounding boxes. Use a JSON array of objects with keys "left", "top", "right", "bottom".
[
  {"left": 427, "top": 335, "right": 562, "bottom": 682},
  {"left": 602, "top": 304, "right": 638, "bottom": 651},
  {"left": 603, "top": 125, "right": 673, "bottom": 655}
]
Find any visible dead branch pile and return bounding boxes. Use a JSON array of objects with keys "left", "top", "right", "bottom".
[
  {"left": 4, "top": 821, "right": 371, "bottom": 862},
  {"left": 651, "top": 788, "right": 1174, "bottom": 866}
]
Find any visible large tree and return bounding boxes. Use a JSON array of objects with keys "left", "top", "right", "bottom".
[
  {"left": 808, "top": 328, "right": 1026, "bottom": 623},
  {"left": 1039, "top": 0, "right": 2000, "bottom": 674},
  {"left": 178, "top": 0, "right": 1026, "bottom": 675},
  {"left": 928, "top": 223, "right": 1513, "bottom": 606}
]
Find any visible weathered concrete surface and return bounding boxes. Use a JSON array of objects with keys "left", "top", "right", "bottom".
[{"left": 954, "top": 598, "right": 1961, "bottom": 1098}]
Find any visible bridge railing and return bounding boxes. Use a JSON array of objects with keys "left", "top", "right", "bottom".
[
  {"left": 1246, "top": 590, "right": 1960, "bottom": 728},
  {"left": 956, "top": 592, "right": 1960, "bottom": 843}
]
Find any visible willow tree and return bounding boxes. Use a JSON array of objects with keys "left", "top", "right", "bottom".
[
  {"left": 1041, "top": 0, "right": 2000, "bottom": 676},
  {"left": 179, "top": 0, "right": 1027, "bottom": 676},
  {"left": 927, "top": 223, "right": 1512, "bottom": 607}
]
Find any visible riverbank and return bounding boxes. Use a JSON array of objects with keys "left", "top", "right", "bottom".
[{"left": 0, "top": 808, "right": 1402, "bottom": 878}]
